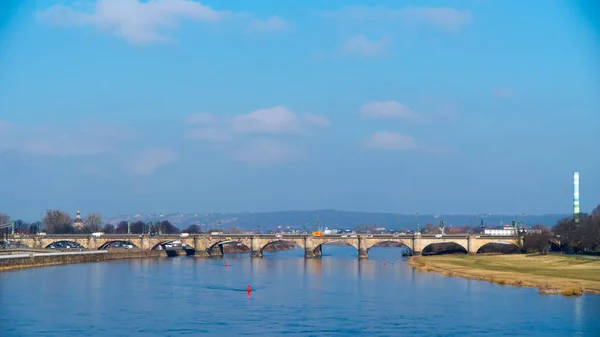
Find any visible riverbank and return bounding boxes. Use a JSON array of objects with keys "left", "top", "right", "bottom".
[
  {"left": 409, "top": 254, "right": 600, "bottom": 296},
  {"left": 0, "top": 241, "right": 300, "bottom": 272},
  {"left": 0, "top": 250, "right": 163, "bottom": 272}
]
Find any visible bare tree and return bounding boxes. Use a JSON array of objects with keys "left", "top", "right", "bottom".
[
  {"left": 102, "top": 224, "right": 116, "bottom": 234},
  {"left": 28, "top": 222, "right": 41, "bottom": 234},
  {"left": 159, "top": 221, "right": 179, "bottom": 234},
  {"left": 84, "top": 213, "right": 103, "bottom": 233},
  {"left": 182, "top": 224, "right": 201, "bottom": 233},
  {"left": 13, "top": 220, "right": 29, "bottom": 233},
  {"left": 523, "top": 228, "right": 551, "bottom": 254},
  {"left": 553, "top": 205, "right": 600, "bottom": 253},
  {"left": 0, "top": 213, "right": 9, "bottom": 226},
  {"left": 43, "top": 209, "right": 73, "bottom": 234}
]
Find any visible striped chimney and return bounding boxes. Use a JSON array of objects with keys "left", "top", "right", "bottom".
[{"left": 573, "top": 172, "right": 580, "bottom": 215}]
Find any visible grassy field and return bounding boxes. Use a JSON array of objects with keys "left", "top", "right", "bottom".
[{"left": 409, "top": 254, "right": 600, "bottom": 295}]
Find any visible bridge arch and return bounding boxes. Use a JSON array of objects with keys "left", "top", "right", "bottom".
[
  {"left": 476, "top": 241, "right": 520, "bottom": 254},
  {"left": 45, "top": 240, "right": 85, "bottom": 249},
  {"left": 422, "top": 241, "right": 468, "bottom": 255},
  {"left": 151, "top": 240, "right": 190, "bottom": 250},
  {"left": 548, "top": 238, "right": 561, "bottom": 252},
  {"left": 206, "top": 238, "right": 252, "bottom": 255},
  {"left": 366, "top": 240, "right": 413, "bottom": 253},
  {"left": 260, "top": 239, "right": 303, "bottom": 253},
  {"left": 98, "top": 241, "right": 139, "bottom": 250},
  {"left": 315, "top": 240, "right": 359, "bottom": 254}
]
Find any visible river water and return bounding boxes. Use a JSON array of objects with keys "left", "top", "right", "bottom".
[{"left": 1, "top": 246, "right": 599, "bottom": 336}]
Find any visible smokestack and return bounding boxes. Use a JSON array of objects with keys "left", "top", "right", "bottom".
[{"left": 573, "top": 172, "right": 580, "bottom": 216}]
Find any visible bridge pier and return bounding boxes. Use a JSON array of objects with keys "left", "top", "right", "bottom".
[
  {"left": 192, "top": 235, "right": 210, "bottom": 257},
  {"left": 467, "top": 235, "right": 477, "bottom": 254},
  {"left": 304, "top": 236, "right": 318, "bottom": 258},
  {"left": 251, "top": 236, "right": 263, "bottom": 258},
  {"left": 251, "top": 250, "right": 263, "bottom": 258},
  {"left": 195, "top": 250, "right": 210, "bottom": 257},
  {"left": 358, "top": 236, "right": 368, "bottom": 259},
  {"left": 209, "top": 245, "right": 224, "bottom": 257},
  {"left": 140, "top": 235, "right": 150, "bottom": 250}
]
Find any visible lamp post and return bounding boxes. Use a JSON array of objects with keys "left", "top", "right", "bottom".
[
  {"left": 158, "top": 213, "right": 163, "bottom": 235},
  {"left": 415, "top": 213, "right": 420, "bottom": 233}
]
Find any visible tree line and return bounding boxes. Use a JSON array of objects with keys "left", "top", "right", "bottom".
[
  {"left": 0, "top": 209, "right": 230, "bottom": 235},
  {"left": 523, "top": 204, "right": 600, "bottom": 254}
]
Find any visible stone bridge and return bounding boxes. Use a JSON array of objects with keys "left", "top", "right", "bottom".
[{"left": 5, "top": 234, "right": 521, "bottom": 259}]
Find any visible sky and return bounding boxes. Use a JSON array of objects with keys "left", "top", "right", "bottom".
[{"left": 0, "top": 0, "right": 599, "bottom": 221}]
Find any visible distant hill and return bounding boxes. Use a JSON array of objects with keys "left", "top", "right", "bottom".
[{"left": 105, "top": 210, "right": 569, "bottom": 231}]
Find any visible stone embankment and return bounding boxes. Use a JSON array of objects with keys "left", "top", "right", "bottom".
[
  {"left": 0, "top": 250, "right": 162, "bottom": 272},
  {"left": 0, "top": 241, "right": 300, "bottom": 272}
]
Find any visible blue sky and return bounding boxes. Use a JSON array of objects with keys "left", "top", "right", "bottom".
[{"left": 0, "top": 0, "right": 599, "bottom": 220}]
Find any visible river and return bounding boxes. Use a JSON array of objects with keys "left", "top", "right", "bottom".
[{"left": 1, "top": 246, "right": 599, "bottom": 336}]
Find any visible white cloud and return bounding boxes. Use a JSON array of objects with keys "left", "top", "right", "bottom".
[
  {"left": 364, "top": 131, "right": 418, "bottom": 151},
  {"left": 187, "top": 106, "right": 329, "bottom": 137},
  {"left": 36, "top": 0, "right": 229, "bottom": 45},
  {"left": 340, "top": 34, "right": 389, "bottom": 57},
  {"left": 0, "top": 121, "right": 134, "bottom": 156},
  {"left": 322, "top": 6, "right": 472, "bottom": 33},
  {"left": 231, "top": 138, "right": 304, "bottom": 166},
  {"left": 126, "top": 148, "right": 177, "bottom": 175},
  {"left": 247, "top": 16, "right": 287, "bottom": 32},
  {"left": 185, "top": 106, "right": 329, "bottom": 165},
  {"left": 232, "top": 106, "right": 305, "bottom": 135},
  {"left": 359, "top": 101, "right": 419, "bottom": 120}
]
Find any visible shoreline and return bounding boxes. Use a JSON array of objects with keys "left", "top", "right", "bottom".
[
  {"left": 0, "top": 250, "right": 164, "bottom": 272},
  {"left": 0, "top": 242, "right": 300, "bottom": 272},
  {"left": 409, "top": 254, "right": 600, "bottom": 296}
]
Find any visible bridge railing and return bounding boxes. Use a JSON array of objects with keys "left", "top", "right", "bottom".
[{"left": 5, "top": 233, "right": 519, "bottom": 240}]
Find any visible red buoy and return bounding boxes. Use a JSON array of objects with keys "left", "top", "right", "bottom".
[
  {"left": 225, "top": 262, "right": 228, "bottom": 267},
  {"left": 247, "top": 285, "right": 252, "bottom": 293}
]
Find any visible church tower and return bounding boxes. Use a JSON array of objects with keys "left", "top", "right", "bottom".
[{"left": 73, "top": 210, "right": 84, "bottom": 230}]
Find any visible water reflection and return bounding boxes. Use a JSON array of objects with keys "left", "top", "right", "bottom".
[{"left": 575, "top": 295, "right": 583, "bottom": 333}]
